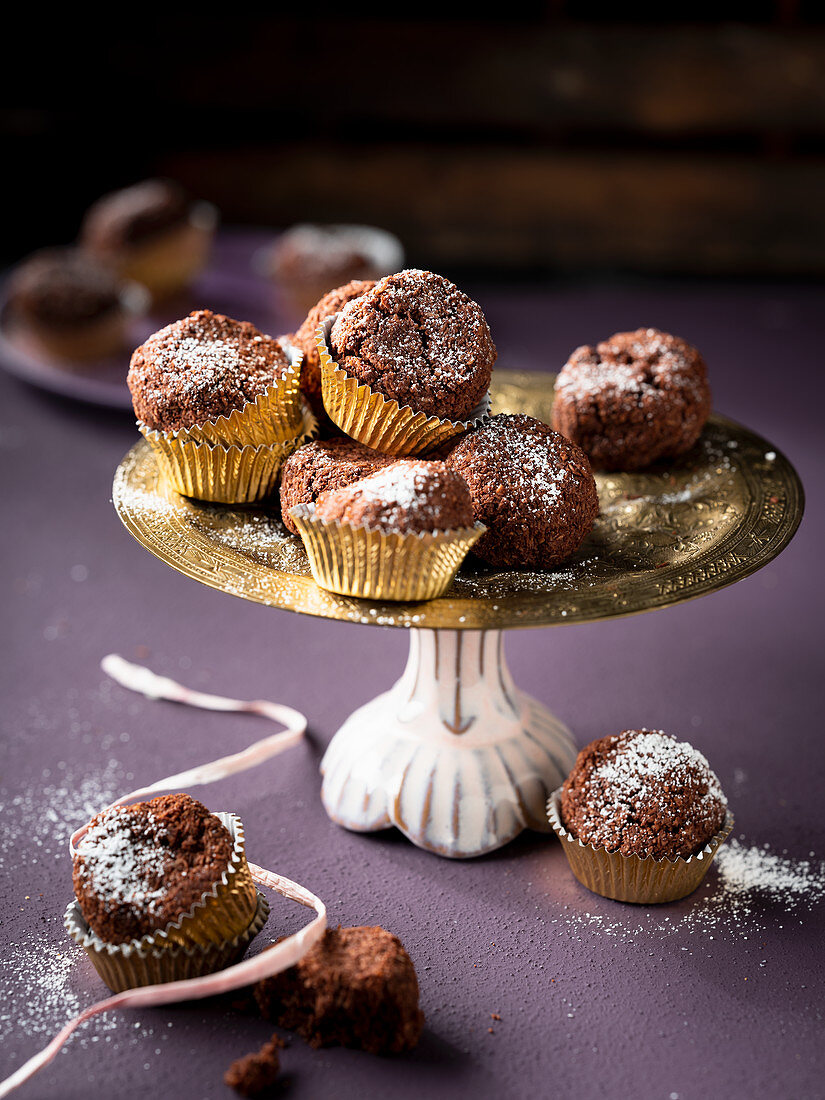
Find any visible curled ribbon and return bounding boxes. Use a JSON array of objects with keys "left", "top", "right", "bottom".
[{"left": 0, "top": 656, "right": 326, "bottom": 1098}]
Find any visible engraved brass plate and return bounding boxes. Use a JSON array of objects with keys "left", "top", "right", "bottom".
[{"left": 113, "top": 371, "right": 804, "bottom": 630}]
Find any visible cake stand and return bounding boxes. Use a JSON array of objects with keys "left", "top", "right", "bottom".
[{"left": 112, "top": 371, "right": 804, "bottom": 858}]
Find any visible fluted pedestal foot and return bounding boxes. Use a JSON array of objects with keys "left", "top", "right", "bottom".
[{"left": 321, "top": 629, "right": 576, "bottom": 858}]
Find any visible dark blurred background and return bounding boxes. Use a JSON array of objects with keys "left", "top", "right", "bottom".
[{"left": 4, "top": 3, "right": 825, "bottom": 280}]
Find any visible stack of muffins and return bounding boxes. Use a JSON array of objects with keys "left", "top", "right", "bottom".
[
  {"left": 128, "top": 267, "right": 713, "bottom": 602},
  {"left": 278, "top": 268, "right": 602, "bottom": 599},
  {"left": 65, "top": 793, "right": 268, "bottom": 991},
  {"left": 548, "top": 728, "right": 733, "bottom": 904}
]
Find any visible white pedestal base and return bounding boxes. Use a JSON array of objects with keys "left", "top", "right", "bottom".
[{"left": 321, "top": 629, "right": 576, "bottom": 858}]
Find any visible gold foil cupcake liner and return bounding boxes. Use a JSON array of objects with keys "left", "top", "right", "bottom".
[
  {"left": 65, "top": 811, "right": 264, "bottom": 991},
  {"left": 64, "top": 889, "right": 270, "bottom": 994},
  {"left": 289, "top": 504, "right": 485, "bottom": 601},
  {"left": 140, "top": 401, "right": 317, "bottom": 503},
  {"left": 154, "top": 811, "right": 258, "bottom": 948},
  {"left": 169, "top": 341, "right": 305, "bottom": 447},
  {"left": 548, "top": 789, "right": 734, "bottom": 904},
  {"left": 316, "top": 315, "right": 490, "bottom": 456}
]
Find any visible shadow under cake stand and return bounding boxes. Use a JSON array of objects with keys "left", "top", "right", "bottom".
[{"left": 112, "top": 371, "right": 804, "bottom": 859}]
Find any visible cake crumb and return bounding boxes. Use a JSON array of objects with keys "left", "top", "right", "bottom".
[{"left": 224, "top": 1035, "right": 284, "bottom": 1097}]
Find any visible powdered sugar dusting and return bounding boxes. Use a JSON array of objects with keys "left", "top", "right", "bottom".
[
  {"left": 2, "top": 933, "right": 161, "bottom": 1056},
  {"left": 590, "top": 730, "right": 726, "bottom": 813},
  {"left": 0, "top": 758, "right": 125, "bottom": 871},
  {"left": 552, "top": 838, "right": 825, "bottom": 944},
  {"left": 137, "top": 313, "right": 287, "bottom": 398},
  {"left": 716, "top": 838, "right": 825, "bottom": 901},
  {"left": 0, "top": 759, "right": 162, "bottom": 1050},
  {"left": 562, "top": 729, "right": 728, "bottom": 859},
  {"left": 453, "top": 415, "right": 572, "bottom": 519},
  {"left": 74, "top": 807, "right": 170, "bottom": 916}
]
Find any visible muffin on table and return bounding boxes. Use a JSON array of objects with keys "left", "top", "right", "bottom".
[
  {"left": 444, "top": 413, "right": 599, "bottom": 569},
  {"left": 549, "top": 728, "right": 733, "bottom": 903},
  {"left": 267, "top": 223, "right": 403, "bottom": 316},
  {"left": 65, "top": 793, "right": 266, "bottom": 990},
  {"left": 289, "top": 458, "right": 484, "bottom": 601},
  {"left": 80, "top": 179, "right": 216, "bottom": 302},
  {"left": 279, "top": 436, "right": 394, "bottom": 536},
  {"left": 128, "top": 309, "right": 309, "bottom": 502},
  {"left": 291, "top": 278, "right": 376, "bottom": 421},
  {"left": 552, "top": 328, "right": 711, "bottom": 471},
  {"left": 5, "top": 247, "right": 140, "bottom": 364}
]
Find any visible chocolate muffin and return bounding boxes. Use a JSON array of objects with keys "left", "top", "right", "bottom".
[
  {"left": 254, "top": 926, "right": 424, "bottom": 1054},
  {"left": 292, "top": 279, "right": 376, "bottom": 416},
  {"left": 552, "top": 328, "right": 712, "bottom": 471},
  {"left": 268, "top": 223, "right": 403, "bottom": 314},
  {"left": 329, "top": 269, "right": 495, "bottom": 421},
  {"left": 313, "top": 459, "right": 474, "bottom": 535},
  {"left": 5, "top": 247, "right": 133, "bottom": 362},
  {"left": 444, "top": 413, "right": 599, "bottom": 568},
  {"left": 72, "top": 793, "right": 235, "bottom": 945},
  {"left": 279, "top": 436, "right": 393, "bottom": 535},
  {"left": 128, "top": 309, "right": 292, "bottom": 432},
  {"left": 81, "top": 179, "right": 191, "bottom": 254},
  {"left": 80, "top": 179, "right": 215, "bottom": 301},
  {"left": 561, "top": 729, "right": 728, "bottom": 860}
]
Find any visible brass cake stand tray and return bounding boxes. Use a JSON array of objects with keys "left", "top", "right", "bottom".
[{"left": 113, "top": 371, "right": 804, "bottom": 858}]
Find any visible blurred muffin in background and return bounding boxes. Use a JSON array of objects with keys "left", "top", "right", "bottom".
[
  {"left": 265, "top": 223, "right": 403, "bottom": 317},
  {"left": 5, "top": 247, "right": 144, "bottom": 365},
  {"left": 79, "top": 179, "right": 217, "bottom": 303}
]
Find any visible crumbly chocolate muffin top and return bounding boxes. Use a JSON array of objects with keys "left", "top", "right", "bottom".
[
  {"left": 313, "top": 459, "right": 474, "bottom": 535},
  {"left": 80, "top": 179, "right": 191, "bottom": 252},
  {"left": 329, "top": 269, "right": 495, "bottom": 420},
  {"left": 560, "top": 729, "right": 728, "bottom": 860},
  {"left": 7, "top": 248, "right": 123, "bottom": 329},
  {"left": 128, "top": 309, "right": 291, "bottom": 431},
  {"left": 72, "top": 793, "right": 234, "bottom": 944},
  {"left": 293, "top": 279, "right": 376, "bottom": 411},
  {"left": 444, "top": 413, "right": 599, "bottom": 568},
  {"left": 279, "top": 436, "right": 394, "bottom": 535},
  {"left": 254, "top": 925, "right": 424, "bottom": 1055},
  {"left": 552, "top": 328, "right": 711, "bottom": 471},
  {"left": 224, "top": 1035, "right": 283, "bottom": 1097}
]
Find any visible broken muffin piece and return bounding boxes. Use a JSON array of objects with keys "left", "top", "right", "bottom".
[{"left": 253, "top": 925, "right": 424, "bottom": 1054}]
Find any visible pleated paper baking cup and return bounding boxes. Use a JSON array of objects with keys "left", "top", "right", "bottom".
[
  {"left": 67, "top": 811, "right": 257, "bottom": 963},
  {"left": 316, "top": 316, "right": 490, "bottom": 456},
  {"left": 139, "top": 403, "right": 317, "bottom": 503},
  {"left": 547, "top": 790, "right": 734, "bottom": 904},
  {"left": 64, "top": 889, "right": 270, "bottom": 994},
  {"left": 289, "top": 504, "right": 485, "bottom": 601},
  {"left": 167, "top": 341, "right": 304, "bottom": 447}
]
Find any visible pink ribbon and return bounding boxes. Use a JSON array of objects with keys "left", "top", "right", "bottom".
[{"left": 0, "top": 657, "right": 326, "bottom": 1098}]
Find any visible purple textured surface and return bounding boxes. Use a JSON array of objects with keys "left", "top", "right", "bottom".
[{"left": 1, "top": 236, "right": 823, "bottom": 1100}]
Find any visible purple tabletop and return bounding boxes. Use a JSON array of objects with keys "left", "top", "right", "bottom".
[{"left": 1, "top": 236, "right": 823, "bottom": 1100}]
